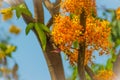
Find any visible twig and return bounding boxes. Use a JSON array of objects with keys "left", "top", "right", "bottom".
[{"left": 85, "top": 65, "right": 95, "bottom": 80}]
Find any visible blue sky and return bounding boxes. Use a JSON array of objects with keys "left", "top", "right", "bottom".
[{"left": 0, "top": 0, "right": 120, "bottom": 80}]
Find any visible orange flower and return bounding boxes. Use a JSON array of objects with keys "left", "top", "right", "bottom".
[
  {"left": 94, "top": 70, "right": 117, "bottom": 80},
  {"left": 85, "top": 17, "right": 111, "bottom": 55},
  {"left": 61, "top": 0, "right": 96, "bottom": 15},
  {"left": 52, "top": 14, "right": 111, "bottom": 65},
  {"left": 116, "top": 7, "right": 120, "bottom": 20},
  {"left": 52, "top": 15, "right": 83, "bottom": 49},
  {"left": 52, "top": 1, "right": 111, "bottom": 65}
]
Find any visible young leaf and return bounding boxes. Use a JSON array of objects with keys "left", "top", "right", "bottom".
[
  {"left": 13, "top": 3, "right": 32, "bottom": 18},
  {"left": 35, "top": 23, "right": 47, "bottom": 51},
  {"left": 105, "top": 59, "right": 113, "bottom": 70},
  {"left": 73, "top": 40, "right": 79, "bottom": 49},
  {"left": 25, "top": 23, "right": 34, "bottom": 35},
  {"left": 0, "top": 43, "right": 7, "bottom": 51},
  {"left": 37, "top": 23, "right": 50, "bottom": 33},
  {"left": 15, "top": 7, "right": 21, "bottom": 18},
  {"left": 18, "top": 3, "right": 32, "bottom": 17}
]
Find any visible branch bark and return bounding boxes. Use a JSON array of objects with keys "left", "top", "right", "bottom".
[
  {"left": 33, "top": 0, "right": 44, "bottom": 23},
  {"left": 43, "top": 0, "right": 60, "bottom": 15},
  {"left": 44, "top": 38, "right": 65, "bottom": 80},
  {"left": 22, "top": 13, "right": 65, "bottom": 80},
  {"left": 46, "top": 17, "right": 53, "bottom": 28},
  {"left": 113, "top": 50, "right": 120, "bottom": 77},
  {"left": 77, "top": 9, "right": 87, "bottom": 80},
  {"left": 22, "top": 0, "right": 65, "bottom": 79},
  {"left": 85, "top": 65, "right": 95, "bottom": 80},
  {"left": 42, "top": 0, "right": 53, "bottom": 15}
]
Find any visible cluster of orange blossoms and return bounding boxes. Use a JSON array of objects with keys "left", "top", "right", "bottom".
[
  {"left": 94, "top": 70, "right": 116, "bottom": 80},
  {"left": 61, "top": 0, "right": 96, "bottom": 15},
  {"left": 52, "top": 0, "right": 111, "bottom": 65},
  {"left": 116, "top": 7, "right": 120, "bottom": 20}
]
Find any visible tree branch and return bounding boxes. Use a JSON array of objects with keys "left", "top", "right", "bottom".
[
  {"left": 113, "top": 50, "right": 120, "bottom": 77},
  {"left": 43, "top": 0, "right": 61, "bottom": 28},
  {"left": 77, "top": 9, "right": 87, "bottom": 80},
  {"left": 43, "top": 0, "right": 60, "bottom": 15},
  {"left": 22, "top": 1, "right": 65, "bottom": 80},
  {"left": 42, "top": 0, "right": 53, "bottom": 15},
  {"left": 46, "top": 17, "right": 53, "bottom": 28},
  {"left": 85, "top": 65, "right": 95, "bottom": 80},
  {"left": 52, "top": 0, "right": 60, "bottom": 15},
  {"left": 33, "top": 0, "right": 44, "bottom": 23}
]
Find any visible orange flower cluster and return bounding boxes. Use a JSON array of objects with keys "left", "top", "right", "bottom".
[
  {"left": 85, "top": 17, "right": 111, "bottom": 55},
  {"left": 52, "top": 15, "right": 111, "bottom": 65},
  {"left": 61, "top": 0, "right": 96, "bottom": 15},
  {"left": 116, "top": 7, "right": 120, "bottom": 20},
  {"left": 52, "top": 15, "right": 83, "bottom": 50},
  {"left": 84, "top": 17, "right": 111, "bottom": 65},
  {"left": 52, "top": 15, "right": 83, "bottom": 65},
  {"left": 94, "top": 70, "right": 117, "bottom": 80},
  {"left": 52, "top": 0, "right": 111, "bottom": 65}
]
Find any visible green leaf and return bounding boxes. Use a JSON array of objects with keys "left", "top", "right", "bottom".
[
  {"left": 71, "top": 66, "right": 77, "bottom": 80},
  {"left": 0, "top": 43, "right": 7, "bottom": 51},
  {"left": 111, "top": 20, "right": 117, "bottom": 27},
  {"left": 26, "top": 23, "right": 34, "bottom": 35},
  {"left": 35, "top": 23, "right": 47, "bottom": 51},
  {"left": 91, "top": 64, "right": 105, "bottom": 73},
  {"left": 73, "top": 40, "right": 79, "bottom": 49},
  {"left": 106, "top": 59, "right": 113, "bottom": 70},
  {"left": 13, "top": 3, "right": 32, "bottom": 18},
  {"left": 117, "top": 20, "right": 120, "bottom": 37},
  {"left": 19, "top": 4, "right": 32, "bottom": 17},
  {"left": 15, "top": 7, "right": 21, "bottom": 18},
  {"left": 106, "top": 9, "right": 116, "bottom": 21},
  {"left": 37, "top": 23, "right": 50, "bottom": 33},
  {"left": 5, "top": 45, "right": 16, "bottom": 54},
  {"left": 115, "top": 38, "right": 120, "bottom": 48},
  {"left": 111, "top": 52, "right": 117, "bottom": 62},
  {"left": 70, "top": 13, "right": 74, "bottom": 19}
]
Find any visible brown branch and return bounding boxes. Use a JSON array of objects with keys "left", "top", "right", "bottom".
[
  {"left": 33, "top": 0, "right": 44, "bottom": 23},
  {"left": 22, "top": 13, "right": 35, "bottom": 24},
  {"left": 43, "top": 0, "right": 60, "bottom": 15},
  {"left": 22, "top": 2, "right": 65, "bottom": 80},
  {"left": 85, "top": 65, "right": 95, "bottom": 80},
  {"left": 54, "top": 0, "right": 61, "bottom": 5},
  {"left": 77, "top": 9, "right": 87, "bottom": 80},
  {"left": 52, "top": 0, "right": 60, "bottom": 15},
  {"left": 43, "top": 0, "right": 61, "bottom": 28},
  {"left": 42, "top": 0, "right": 53, "bottom": 15},
  {"left": 12, "top": 63, "right": 18, "bottom": 80},
  {"left": 46, "top": 17, "right": 53, "bottom": 28},
  {"left": 113, "top": 50, "right": 120, "bottom": 77}
]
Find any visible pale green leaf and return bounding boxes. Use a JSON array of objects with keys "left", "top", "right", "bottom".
[
  {"left": 26, "top": 23, "right": 34, "bottom": 35},
  {"left": 37, "top": 23, "right": 50, "bottom": 33},
  {"left": 35, "top": 23, "right": 47, "bottom": 51},
  {"left": 13, "top": 3, "right": 32, "bottom": 18},
  {"left": 73, "top": 40, "right": 79, "bottom": 49}
]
